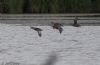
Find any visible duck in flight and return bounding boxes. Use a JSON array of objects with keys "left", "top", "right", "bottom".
[
  {"left": 51, "top": 22, "right": 63, "bottom": 34},
  {"left": 30, "top": 27, "right": 42, "bottom": 37}
]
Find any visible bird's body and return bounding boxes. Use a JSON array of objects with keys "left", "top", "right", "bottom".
[
  {"left": 73, "top": 17, "right": 80, "bottom": 27},
  {"left": 72, "top": 24, "right": 80, "bottom": 27},
  {"left": 30, "top": 27, "right": 42, "bottom": 37},
  {"left": 51, "top": 22, "right": 63, "bottom": 34}
]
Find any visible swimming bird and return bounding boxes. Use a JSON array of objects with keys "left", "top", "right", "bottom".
[
  {"left": 51, "top": 22, "right": 63, "bottom": 34},
  {"left": 30, "top": 27, "right": 42, "bottom": 37},
  {"left": 72, "top": 17, "right": 80, "bottom": 27}
]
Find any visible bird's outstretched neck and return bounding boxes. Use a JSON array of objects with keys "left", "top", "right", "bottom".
[{"left": 30, "top": 27, "right": 36, "bottom": 30}]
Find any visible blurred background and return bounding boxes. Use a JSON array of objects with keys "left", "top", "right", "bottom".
[{"left": 0, "top": 0, "right": 100, "bottom": 14}]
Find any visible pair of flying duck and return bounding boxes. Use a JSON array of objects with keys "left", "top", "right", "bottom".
[
  {"left": 31, "top": 17, "right": 80, "bottom": 37},
  {"left": 30, "top": 22, "right": 63, "bottom": 37}
]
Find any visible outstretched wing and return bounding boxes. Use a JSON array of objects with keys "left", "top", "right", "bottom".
[
  {"left": 59, "top": 27, "right": 63, "bottom": 34},
  {"left": 37, "top": 31, "right": 42, "bottom": 37}
]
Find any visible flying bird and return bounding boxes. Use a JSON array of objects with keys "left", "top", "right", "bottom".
[
  {"left": 30, "top": 27, "right": 42, "bottom": 37},
  {"left": 72, "top": 17, "right": 80, "bottom": 27},
  {"left": 51, "top": 22, "right": 63, "bottom": 34}
]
